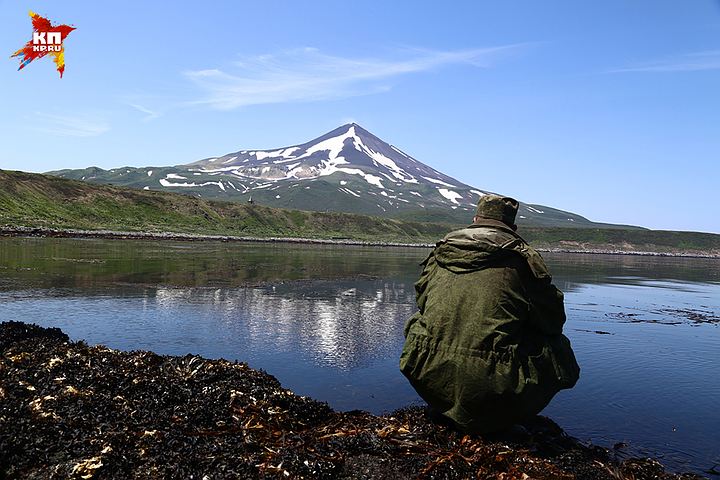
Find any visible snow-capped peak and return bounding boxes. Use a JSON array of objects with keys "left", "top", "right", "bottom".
[
  {"left": 301, "top": 125, "right": 359, "bottom": 162},
  {"left": 180, "top": 123, "right": 485, "bottom": 210}
]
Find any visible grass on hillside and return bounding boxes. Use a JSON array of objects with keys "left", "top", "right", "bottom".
[
  {"left": 0, "top": 170, "right": 452, "bottom": 243},
  {"left": 1, "top": 169, "right": 718, "bottom": 254},
  {"left": 519, "top": 227, "right": 720, "bottom": 254}
]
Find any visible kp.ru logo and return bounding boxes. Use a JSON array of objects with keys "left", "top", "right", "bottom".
[
  {"left": 11, "top": 11, "right": 75, "bottom": 78},
  {"left": 32, "top": 31, "right": 64, "bottom": 53}
]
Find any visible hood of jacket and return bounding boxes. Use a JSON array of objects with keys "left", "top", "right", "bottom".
[{"left": 433, "top": 219, "right": 551, "bottom": 280}]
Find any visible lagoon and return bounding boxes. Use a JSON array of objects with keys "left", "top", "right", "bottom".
[{"left": 0, "top": 237, "right": 718, "bottom": 475}]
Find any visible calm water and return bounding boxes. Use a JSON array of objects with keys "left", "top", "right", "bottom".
[{"left": 0, "top": 237, "right": 718, "bottom": 474}]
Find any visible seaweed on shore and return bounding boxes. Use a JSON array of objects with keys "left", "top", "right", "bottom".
[
  {"left": 607, "top": 306, "right": 719, "bottom": 326},
  {"left": 0, "top": 321, "right": 706, "bottom": 479}
]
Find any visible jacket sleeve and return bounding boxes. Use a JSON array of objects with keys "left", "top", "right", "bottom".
[
  {"left": 403, "top": 251, "right": 436, "bottom": 338},
  {"left": 526, "top": 278, "right": 566, "bottom": 336}
]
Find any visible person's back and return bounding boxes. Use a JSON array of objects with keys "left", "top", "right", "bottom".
[{"left": 399, "top": 195, "right": 580, "bottom": 433}]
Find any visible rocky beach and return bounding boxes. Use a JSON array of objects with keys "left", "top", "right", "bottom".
[{"left": 0, "top": 321, "right": 707, "bottom": 479}]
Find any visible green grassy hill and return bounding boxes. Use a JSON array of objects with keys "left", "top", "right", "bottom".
[
  {"left": 0, "top": 169, "right": 451, "bottom": 243},
  {"left": 2, "top": 169, "right": 719, "bottom": 255},
  {"left": 520, "top": 227, "right": 720, "bottom": 255}
]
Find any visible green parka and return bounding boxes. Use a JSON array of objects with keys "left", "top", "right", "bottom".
[{"left": 399, "top": 219, "right": 580, "bottom": 432}]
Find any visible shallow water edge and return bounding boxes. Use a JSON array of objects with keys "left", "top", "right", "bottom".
[{"left": 2, "top": 226, "right": 719, "bottom": 258}]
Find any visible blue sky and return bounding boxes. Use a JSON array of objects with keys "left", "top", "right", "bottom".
[{"left": 1, "top": 1, "right": 719, "bottom": 233}]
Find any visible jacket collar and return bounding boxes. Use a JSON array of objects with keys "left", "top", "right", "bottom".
[{"left": 467, "top": 218, "right": 518, "bottom": 235}]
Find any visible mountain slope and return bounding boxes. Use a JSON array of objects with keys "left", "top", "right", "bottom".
[{"left": 49, "top": 124, "right": 636, "bottom": 229}]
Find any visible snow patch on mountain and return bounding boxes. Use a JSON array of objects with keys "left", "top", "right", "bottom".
[
  {"left": 366, "top": 149, "right": 418, "bottom": 183},
  {"left": 273, "top": 157, "right": 302, "bottom": 164},
  {"left": 316, "top": 164, "right": 385, "bottom": 189},
  {"left": 340, "top": 187, "right": 361, "bottom": 198},
  {"left": 438, "top": 188, "right": 462, "bottom": 205},
  {"left": 299, "top": 126, "right": 356, "bottom": 162},
  {"left": 195, "top": 166, "right": 240, "bottom": 174},
  {"left": 423, "top": 176, "right": 455, "bottom": 187},
  {"left": 160, "top": 179, "right": 225, "bottom": 190},
  {"left": 255, "top": 147, "right": 300, "bottom": 161},
  {"left": 362, "top": 174, "right": 384, "bottom": 188}
]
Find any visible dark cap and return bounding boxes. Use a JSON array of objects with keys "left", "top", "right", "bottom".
[{"left": 475, "top": 194, "right": 519, "bottom": 228}]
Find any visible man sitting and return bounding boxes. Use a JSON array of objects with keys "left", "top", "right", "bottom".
[{"left": 400, "top": 194, "right": 580, "bottom": 433}]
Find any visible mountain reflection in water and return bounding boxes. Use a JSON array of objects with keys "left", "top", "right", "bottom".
[{"left": 150, "top": 280, "right": 415, "bottom": 371}]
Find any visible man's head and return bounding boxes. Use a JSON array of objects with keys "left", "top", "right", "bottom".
[{"left": 473, "top": 194, "right": 520, "bottom": 230}]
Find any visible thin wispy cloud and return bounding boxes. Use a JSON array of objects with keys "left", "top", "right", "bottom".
[
  {"left": 183, "top": 45, "right": 528, "bottom": 110},
  {"left": 129, "top": 103, "right": 161, "bottom": 122},
  {"left": 32, "top": 113, "right": 110, "bottom": 137},
  {"left": 609, "top": 50, "right": 720, "bottom": 73}
]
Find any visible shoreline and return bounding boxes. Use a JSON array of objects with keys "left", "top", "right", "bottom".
[
  {"left": 2, "top": 225, "right": 719, "bottom": 259},
  {"left": 1, "top": 321, "right": 706, "bottom": 479}
]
